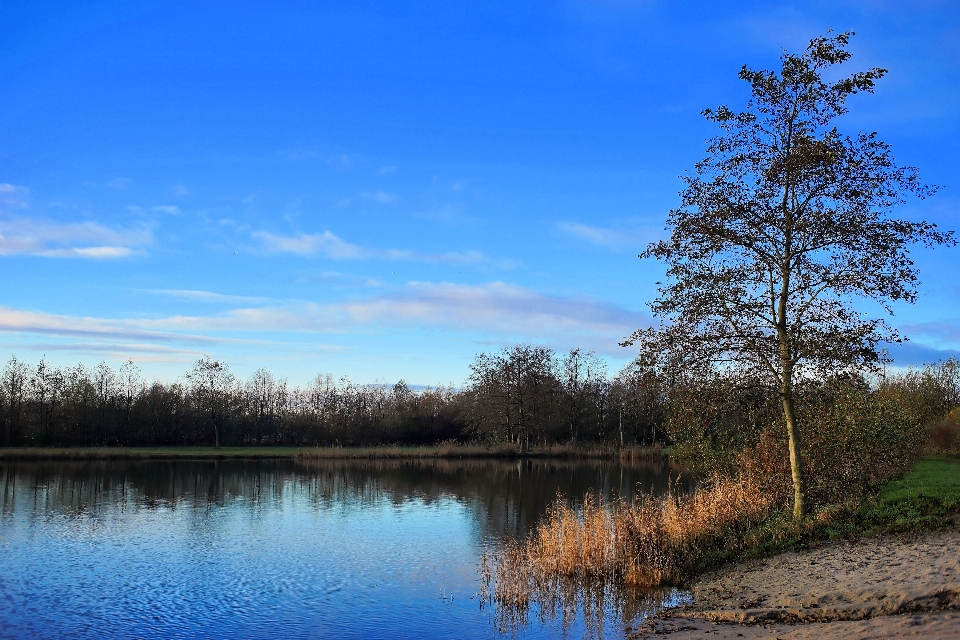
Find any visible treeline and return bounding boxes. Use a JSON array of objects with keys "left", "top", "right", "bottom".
[
  {"left": 0, "top": 347, "right": 956, "bottom": 455},
  {"left": 0, "top": 346, "right": 659, "bottom": 448}
]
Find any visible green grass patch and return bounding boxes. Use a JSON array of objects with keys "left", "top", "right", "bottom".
[{"left": 854, "top": 456, "right": 960, "bottom": 534}]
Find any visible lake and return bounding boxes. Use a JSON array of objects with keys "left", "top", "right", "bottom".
[{"left": 0, "top": 456, "right": 693, "bottom": 639}]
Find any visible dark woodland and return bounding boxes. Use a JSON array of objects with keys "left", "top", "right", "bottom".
[{"left": 0, "top": 349, "right": 956, "bottom": 463}]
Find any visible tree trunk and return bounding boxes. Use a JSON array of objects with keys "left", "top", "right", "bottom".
[
  {"left": 619, "top": 408, "right": 624, "bottom": 449},
  {"left": 781, "top": 390, "right": 804, "bottom": 519}
]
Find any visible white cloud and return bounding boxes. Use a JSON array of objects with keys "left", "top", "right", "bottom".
[
  {"left": 152, "top": 205, "right": 181, "bottom": 215},
  {"left": 0, "top": 341, "right": 201, "bottom": 358},
  {"left": 0, "top": 218, "right": 151, "bottom": 259},
  {"left": 897, "top": 321, "right": 960, "bottom": 349},
  {"left": 378, "top": 165, "right": 396, "bottom": 174},
  {"left": 252, "top": 229, "right": 509, "bottom": 266},
  {"left": 337, "top": 282, "right": 648, "bottom": 342},
  {"left": 559, "top": 222, "right": 624, "bottom": 247},
  {"left": 414, "top": 205, "right": 483, "bottom": 227},
  {"left": 52, "top": 246, "right": 135, "bottom": 259},
  {"left": 105, "top": 177, "right": 131, "bottom": 189},
  {"left": 0, "top": 306, "right": 215, "bottom": 344},
  {"left": 253, "top": 230, "right": 364, "bottom": 259},
  {"left": 145, "top": 289, "right": 275, "bottom": 304},
  {"left": 360, "top": 189, "right": 400, "bottom": 205},
  {"left": 142, "top": 282, "right": 649, "bottom": 348},
  {"left": 0, "top": 282, "right": 649, "bottom": 359},
  {"left": 0, "top": 184, "right": 29, "bottom": 210},
  {"left": 558, "top": 221, "right": 658, "bottom": 250},
  {"left": 172, "top": 184, "right": 190, "bottom": 196}
]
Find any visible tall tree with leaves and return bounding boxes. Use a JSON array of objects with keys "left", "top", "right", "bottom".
[{"left": 623, "top": 32, "right": 954, "bottom": 519}]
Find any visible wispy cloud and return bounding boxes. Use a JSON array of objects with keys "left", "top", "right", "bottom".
[
  {"left": 0, "top": 341, "right": 202, "bottom": 357},
  {"left": 558, "top": 221, "right": 658, "bottom": 250},
  {"left": 253, "top": 230, "right": 364, "bottom": 258},
  {"left": 336, "top": 282, "right": 648, "bottom": 341},
  {"left": 0, "top": 218, "right": 151, "bottom": 259},
  {"left": 896, "top": 321, "right": 960, "bottom": 350},
  {"left": 145, "top": 289, "right": 275, "bottom": 304},
  {"left": 141, "top": 282, "right": 649, "bottom": 349},
  {"left": 0, "top": 306, "right": 216, "bottom": 344},
  {"left": 0, "top": 183, "right": 29, "bottom": 209},
  {"left": 0, "top": 282, "right": 649, "bottom": 355},
  {"left": 152, "top": 205, "right": 181, "bottom": 215},
  {"left": 414, "top": 205, "right": 483, "bottom": 227},
  {"left": 360, "top": 189, "right": 399, "bottom": 205},
  {"left": 884, "top": 341, "right": 960, "bottom": 367},
  {"left": 252, "top": 229, "right": 511, "bottom": 266}
]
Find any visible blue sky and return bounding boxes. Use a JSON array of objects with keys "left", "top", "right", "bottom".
[{"left": 1, "top": 0, "right": 958, "bottom": 386}]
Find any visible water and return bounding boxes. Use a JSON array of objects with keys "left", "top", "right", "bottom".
[{"left": 0, "top": 457, "right": 693, "bottom": 639}]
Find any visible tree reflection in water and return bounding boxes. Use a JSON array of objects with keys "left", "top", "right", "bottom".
[{"left": 0, "top": 455, "right": 695, "bottom": 638}]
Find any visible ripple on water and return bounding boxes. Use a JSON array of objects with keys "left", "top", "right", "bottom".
[{"left": 0, "top": 458, "right": 691, "bottom": 639}]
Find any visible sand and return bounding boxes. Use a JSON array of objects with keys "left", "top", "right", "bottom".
[{"left": 627, "top": 530, "right": 960, "bottom": 639}]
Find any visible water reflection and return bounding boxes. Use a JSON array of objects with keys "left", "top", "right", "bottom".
[
  {"left": 0, "top": 457, "right": 694, "bottom": 639},
  {"left": 1, "top": 457, "right": 692, "bottom": 539}
]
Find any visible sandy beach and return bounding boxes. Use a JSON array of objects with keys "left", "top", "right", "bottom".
[{"left": 628, "top": 530, "right": 960, "bottom": 639}]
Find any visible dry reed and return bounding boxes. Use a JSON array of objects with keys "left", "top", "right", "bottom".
[{"left": 482, "top": 474, "right": 775, "bottom": 615}]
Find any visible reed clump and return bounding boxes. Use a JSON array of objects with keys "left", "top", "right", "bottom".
[{"left": 483, "top": 474, "right": 775, "bottom": 610}]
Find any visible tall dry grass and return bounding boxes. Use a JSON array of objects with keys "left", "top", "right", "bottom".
[{"left": 482, "top": 474, "right": 774, "bottom": 613}]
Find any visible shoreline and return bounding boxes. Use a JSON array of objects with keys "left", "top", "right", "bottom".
[
  {"left": 630, "top": 529, "right": 960, "bottom": 639},
  {"left": 0, "top": 443, "right": 666, "bottom": 462}
]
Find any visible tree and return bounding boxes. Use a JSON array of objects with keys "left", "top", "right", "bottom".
[
  {"left": 93, "top": 361, "right": 117, "bottom": 444},
  {"left": 467, "top": 345, "right": 559, "bottom": 447},
  {"left": 119, "top": 359, "right": 143, "bottom": 442},
  {"left": 561, "top": 348, "right": 606, "bottom": 443},
  {"left": 247, "top": 367, "right": 278, "bottom": 443},
  {"left": 1, "top": 356, "right": 29, "bottom": 445},
  {"left": 188, "top": 356, "right": 236, "bottom": 449},
  {"left": 623, "top": 32, "right": 955, "bottom": 519}
]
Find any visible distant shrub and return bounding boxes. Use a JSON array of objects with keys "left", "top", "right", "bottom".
[
  {"left": 928, "top": 408, "right": 960, "bottom": 455},
  {"left": 744, "top": 388, "right": 926, "bottom": 507}
]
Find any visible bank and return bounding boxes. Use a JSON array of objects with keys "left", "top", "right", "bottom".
[{"left": 632, "top": 456, "right": 960, "bottom": 638}]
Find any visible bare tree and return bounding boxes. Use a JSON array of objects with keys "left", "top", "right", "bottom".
[
  {"left": 188, "top": 356, "right": 235, "bottom": 449},
  {"left": 468, "top": 345, "right": 558, "bottom": 447},
  {"left": 30, "top": 358, "right": 64, "bottom": 444},
  {"left": 93, "top": 361, "right": 117, "bottom": 444},
  {"left": 624, "top": 32, "right": 955, "bottom": 519},
  {"left": 1, "top": 356, "right": 29, "bottom": 446},
  {"left": 247, "top": 368, "right": 277, "bottom": 443},
  {"left": 119, "top": 360, "right": 143, "bottom": 442},
  {"left": 561, "top": 348, "right": 606, "bottom": 443}
]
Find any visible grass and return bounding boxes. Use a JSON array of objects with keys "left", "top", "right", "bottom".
[
  {"left": 854, "top": 456, "right": 960, "bottom": 533},
  {"left": 0, "top": 442, "right": 665, "bottom": 461},
  {"left": 482, "top": 455, "right": 960, "bottom": 612}
]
